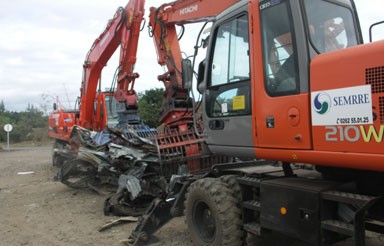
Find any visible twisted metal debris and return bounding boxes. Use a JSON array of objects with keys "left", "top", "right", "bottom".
[
  {"left": 53, "top": 124, "right": 230, "bottom": 218},
  {"left": 54, "top": 125, "right": 167, "bottom": 216}
]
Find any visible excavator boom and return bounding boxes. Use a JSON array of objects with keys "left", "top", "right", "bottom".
[
  {"left": 148, "top": 0, "right": 239, "bottom": 129},
  {"left": 79, "top": 0, "right": 145, "bottom": 130}
]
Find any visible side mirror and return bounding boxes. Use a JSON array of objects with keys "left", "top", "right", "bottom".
[
  {"left": 202, "top": 35, "right": 210, "bottom": 48},
  {"left": 197, "top": 60, "right": 206, "bottom": 94},
  {"left": 369, "top": 20, "right": 384, "bottom": 42},
  {"left": 53, "top": 103, "right": 57, "bottom": 111},
  {"left": 181, "top": 58, "right": 193, "bottom": 90}
]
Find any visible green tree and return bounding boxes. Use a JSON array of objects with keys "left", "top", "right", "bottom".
[
  {"left": 0, "top": 112, "right": 12, "bottom": 143},
  {"left": 138, "top": 88, "right": 164, "bottom": 128},
  {"left": 0, "top": 100, "right": 5, "bottom": 113},
  {"left": 0, "top": 104, "right": 48, "bottom": 144}
]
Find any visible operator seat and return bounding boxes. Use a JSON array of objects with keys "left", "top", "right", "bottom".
[{"left": 273, "top": 55, "right": 296, "bottom": 93}]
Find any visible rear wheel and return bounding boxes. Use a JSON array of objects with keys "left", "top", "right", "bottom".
[{"left": 185, "top": 178, "right": 243, "bottom": 246}]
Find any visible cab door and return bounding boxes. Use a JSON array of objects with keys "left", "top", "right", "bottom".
[
  {"left": 255, "top": 0, "right": 311, "bottom": 149},
  {"left": 202, "top": 4, "right": 255, "bottom": 157}
]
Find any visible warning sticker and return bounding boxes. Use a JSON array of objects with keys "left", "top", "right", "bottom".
[{"left": 232, "top": 95, "right": 245, "bottom": 110}]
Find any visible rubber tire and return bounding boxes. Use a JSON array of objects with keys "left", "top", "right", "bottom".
[
  {"left": 220, "top": 175, "right": 242, "bottom": 202},
  {"left": 185, "top": 178, "right": 243, "bottom": 246}
]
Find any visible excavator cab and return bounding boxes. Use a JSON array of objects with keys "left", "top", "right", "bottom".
[{"left": 199, "top": 0, "right": 362, "bottom": 158}]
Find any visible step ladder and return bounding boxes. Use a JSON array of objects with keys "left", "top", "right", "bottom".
[
  {"left": 237, "top": 176, "right": 262, "bottom": 236},
  {"left": 321, "top": 190, "right": 383, "bottom": 246}
]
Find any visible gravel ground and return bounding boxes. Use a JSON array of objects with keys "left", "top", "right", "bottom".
[
  {"left": 0, "top": 147, "right": 192, "bottom": 246},
  {"left": 0, "top": 146, "right": 382, "bottom": 246}
]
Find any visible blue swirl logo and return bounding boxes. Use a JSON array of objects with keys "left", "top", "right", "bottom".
[{"left": 313, "top": 93, "right": 331, "bottom": 115}]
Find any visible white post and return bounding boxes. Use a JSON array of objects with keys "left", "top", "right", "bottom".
[{"left": 3, "top": 124, "right": 13, "bottom": 150}]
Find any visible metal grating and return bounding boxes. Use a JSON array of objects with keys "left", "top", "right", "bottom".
[
  {"left": 155, "top": 128, "right": 230, "bottom": 178},
  {"left": 380, "top": 97, "right": 384, "bottom": 124},
  {"left": 366, "top": 66, "right": 384, "bottom": 93}
]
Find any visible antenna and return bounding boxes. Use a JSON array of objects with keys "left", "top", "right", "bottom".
[{"left": 62, "top": 83, "right": 71, "bottom": 108}]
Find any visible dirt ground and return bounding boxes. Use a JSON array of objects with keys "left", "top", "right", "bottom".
[
  {"left": 0, "top": 146, "right": 383, "bottom": 246},
  {"left": 0, "top": 147, "right": 193, "bottom": 246}
]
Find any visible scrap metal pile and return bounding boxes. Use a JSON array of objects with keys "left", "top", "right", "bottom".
[
  {"left": 53, "top": 124, "right": 227, "bottom": 217},
  {"left": 54, "top": 125, "right": 167, "bottom": 216}
]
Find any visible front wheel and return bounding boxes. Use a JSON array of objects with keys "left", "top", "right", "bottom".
[{"left": 185, "top": 178, "right": 243, "bottom": 246}]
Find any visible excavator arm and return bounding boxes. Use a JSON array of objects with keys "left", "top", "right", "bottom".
[
  {"left": 148, "top": 0, "right": 240, "bottom": 130},
  {"left": 128, "top": 1, "right": 242, "bottom": 244},
  {"left": 79, "top": 0, "right": 145, "bottom": 130}
]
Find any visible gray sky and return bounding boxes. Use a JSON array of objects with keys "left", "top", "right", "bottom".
[{"left": 0, "top": 0, "right": 383, "bottom": 112}]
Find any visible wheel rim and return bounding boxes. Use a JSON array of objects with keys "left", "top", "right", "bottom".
[{"left": 193, "top": 200, "right": 216, "bottom": 243}]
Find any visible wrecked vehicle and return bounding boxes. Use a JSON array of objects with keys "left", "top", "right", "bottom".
[
  {"left": 54, "top": 124, "right": 226, "bottom": 217},
  {"left": 54, "top": 126, "right": 167, "bottom": 216}
]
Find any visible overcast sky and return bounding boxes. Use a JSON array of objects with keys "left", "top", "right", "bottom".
[{"left": 0, "top": 0, "right": 383, "bottom": 112}]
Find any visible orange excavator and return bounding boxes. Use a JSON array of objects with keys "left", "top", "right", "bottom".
[
  {"left": 126, "top": 0, "right": 384, "bottom": 245},
  {"left": 78, "top": 0, "right": 145, "bottom": 131},
  {"left": 50, "top": 0, "right": 384, "bottom": 244},
  {"left": 48, "top": 0, "right": 156, "bottom": 164}
]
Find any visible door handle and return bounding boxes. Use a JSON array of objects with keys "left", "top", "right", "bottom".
[{"left": 209, "top": 120, "right": 225, "bottom": 130}]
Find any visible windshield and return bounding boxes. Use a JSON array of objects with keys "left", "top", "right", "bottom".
[
  {"left": 104, "top": 95, "right": 120, "bottom": 127},
  {"left": 304, "top": 0, "right": 358, "bottom": 53}
]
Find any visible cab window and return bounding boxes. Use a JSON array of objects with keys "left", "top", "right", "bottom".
[
  {"left": 260, "top": 1, "right": 299, "bottom": 96},
  {"left": 304, "top": 0, "right": 358, "bottom": 53},
  {"left": 207, "top": 14, "right": 251, "bottom": 117}
]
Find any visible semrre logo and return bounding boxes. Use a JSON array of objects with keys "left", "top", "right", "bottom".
[{"left": 313, "top": 93, "right": 331, "bottom": 115}]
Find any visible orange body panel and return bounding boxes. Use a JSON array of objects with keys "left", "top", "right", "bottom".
[
  {"left": 256, "top": 148, "right": 384, "bottom": 171},
  {"left": 310, "top": 41, "right": 384, "bottom": 91},
  {"left": 254, "top": 93, "right": 312, "bottom": 149},
  {"left": 48, "top": 111, "right": 77, "bottom": 142},
  {"left": 48, "top": 92, "right": 109, "bottom": 142},
  {"left": 253, "top": 40, "right": 384, "bottom": 171},
  {"left": 159, "top": 0, "right": 240, "bottom": 24},
  {"left": 311, "top": 41, "right": 384, "bottom": 158}
]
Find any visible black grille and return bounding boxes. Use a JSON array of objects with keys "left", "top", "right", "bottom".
[
  {"left": 366, "top": 66, "right": 384, "bottom": 93},
  {"left": 379, "top": 97, "right": 384, "bottom": 124}
]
